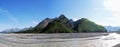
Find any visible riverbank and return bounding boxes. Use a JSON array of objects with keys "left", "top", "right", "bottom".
[{"left": 0, "top": 33, "right": 110, "bottom": 47}]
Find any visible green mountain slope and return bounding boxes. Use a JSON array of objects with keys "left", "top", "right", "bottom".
[{"left": 74, "top": 18, "right": 107, "bottom": 32}]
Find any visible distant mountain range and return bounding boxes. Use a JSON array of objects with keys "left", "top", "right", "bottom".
[
  {"left": 12, "top": 14, "right": 106, "bottom": 33},
  {"left": 1, "top": 28, "right": 21, "bottom": 33},
  {"left": 104, "top": 26, "right": 120, "bottom": 32}
]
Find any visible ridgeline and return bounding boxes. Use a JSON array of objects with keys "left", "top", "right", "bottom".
[{"left": 16, "top": 14, "right": 107, "bottom": 33}]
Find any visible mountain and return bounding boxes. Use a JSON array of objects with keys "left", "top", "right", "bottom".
[
  {"left": 74, "top": 18, "right": 107, "bottom": 32},
  {"left": 69, "top": 19, "right": 74, "bottom": 28},
  {"left": 41, "top": 20, "right": 73, "bottom": 33},
  {"left": 35, "top": 18, "right": 53, "bottom": 29},
  {"left": 15, "top": 14, "right": 107, "bottom": 33},
  {"left": 104, "top": 26, "right": 120, "bottom": 32},
  {"left": 57, "top": 14, "right": 74, "bottom": 29},
  {"left": 41, "top": 14, "right": 74, "bottom": 33},
  {"left": 33, "top": 18, "right": 53, "bottom": 32},
  {"left": 1, "top": 28, "right": 21, "bottom": 33}
]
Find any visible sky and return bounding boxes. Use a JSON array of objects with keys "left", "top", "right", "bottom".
[{"left": 0, "top": 0, "right": 119, "bottom": 31}]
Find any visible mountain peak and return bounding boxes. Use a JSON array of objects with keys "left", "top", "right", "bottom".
[
  {"left": 75, "top": 18, "right": 89, "bottom": 23},
  {"left": 44, "top": 18, "right": 50, "bottom": 20},
  {"left": 59, "top": 14, "right": 67, "bottom": 19},
  {"left": 81, "top": 18, "right": 88, "bottom": 21},
  {"left": 35, "top": 18, "right": 53, "bottom": 29}
]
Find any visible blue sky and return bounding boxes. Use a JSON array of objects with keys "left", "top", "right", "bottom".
[{"left": 0, "top": 0, "right": 119, "bottom": 31}]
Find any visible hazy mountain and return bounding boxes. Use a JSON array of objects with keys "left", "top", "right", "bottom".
[
  {"left": 16, "top": 14, "right": 107, "bottom": 33},
  {"left": 1, "top": 28, "right": 21, "bottom": 33},
  {"left": 104, "top": 26, "right": 120, "bottom": 32}
]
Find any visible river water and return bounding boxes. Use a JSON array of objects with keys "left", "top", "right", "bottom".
[
  {"left": 0, "top": 33, "right": 120, "bottom": 47},
  {"left": 36, "top": 33, "right": 120, "bottom": 47},
  {"left": 78, "top": 33, "right": 120, "bottom": 47}
]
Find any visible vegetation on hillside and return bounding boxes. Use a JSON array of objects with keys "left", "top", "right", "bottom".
[
  {"left": 15, "top": 15, "right": 107, "bottom": 33},
  {"left": 74, "top": 18, "right": 106, "bottom": 32},
  {"left": 41, "top": 21, "right": 73, "bottom": 33}
]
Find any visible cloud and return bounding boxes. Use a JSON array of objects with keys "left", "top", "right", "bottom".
[
  {"left": 103, "top": 0, "right": 120, "bottom": 26},
  {"left": 103, "top": 0, "right": 120, "bottom": 12},
  {"left": 0, "top": 8, "right": 20, "bottom": 24}
]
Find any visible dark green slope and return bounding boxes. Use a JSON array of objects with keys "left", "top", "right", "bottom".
[
  {"left": 57, "top": 14, "right": 73, "bottom": 29},
  {"left": 41, "top": 20, "right": 73, "bottom": 33},
  {"left": 74, "top": 18, "right": 107, "bottom": 32}
]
